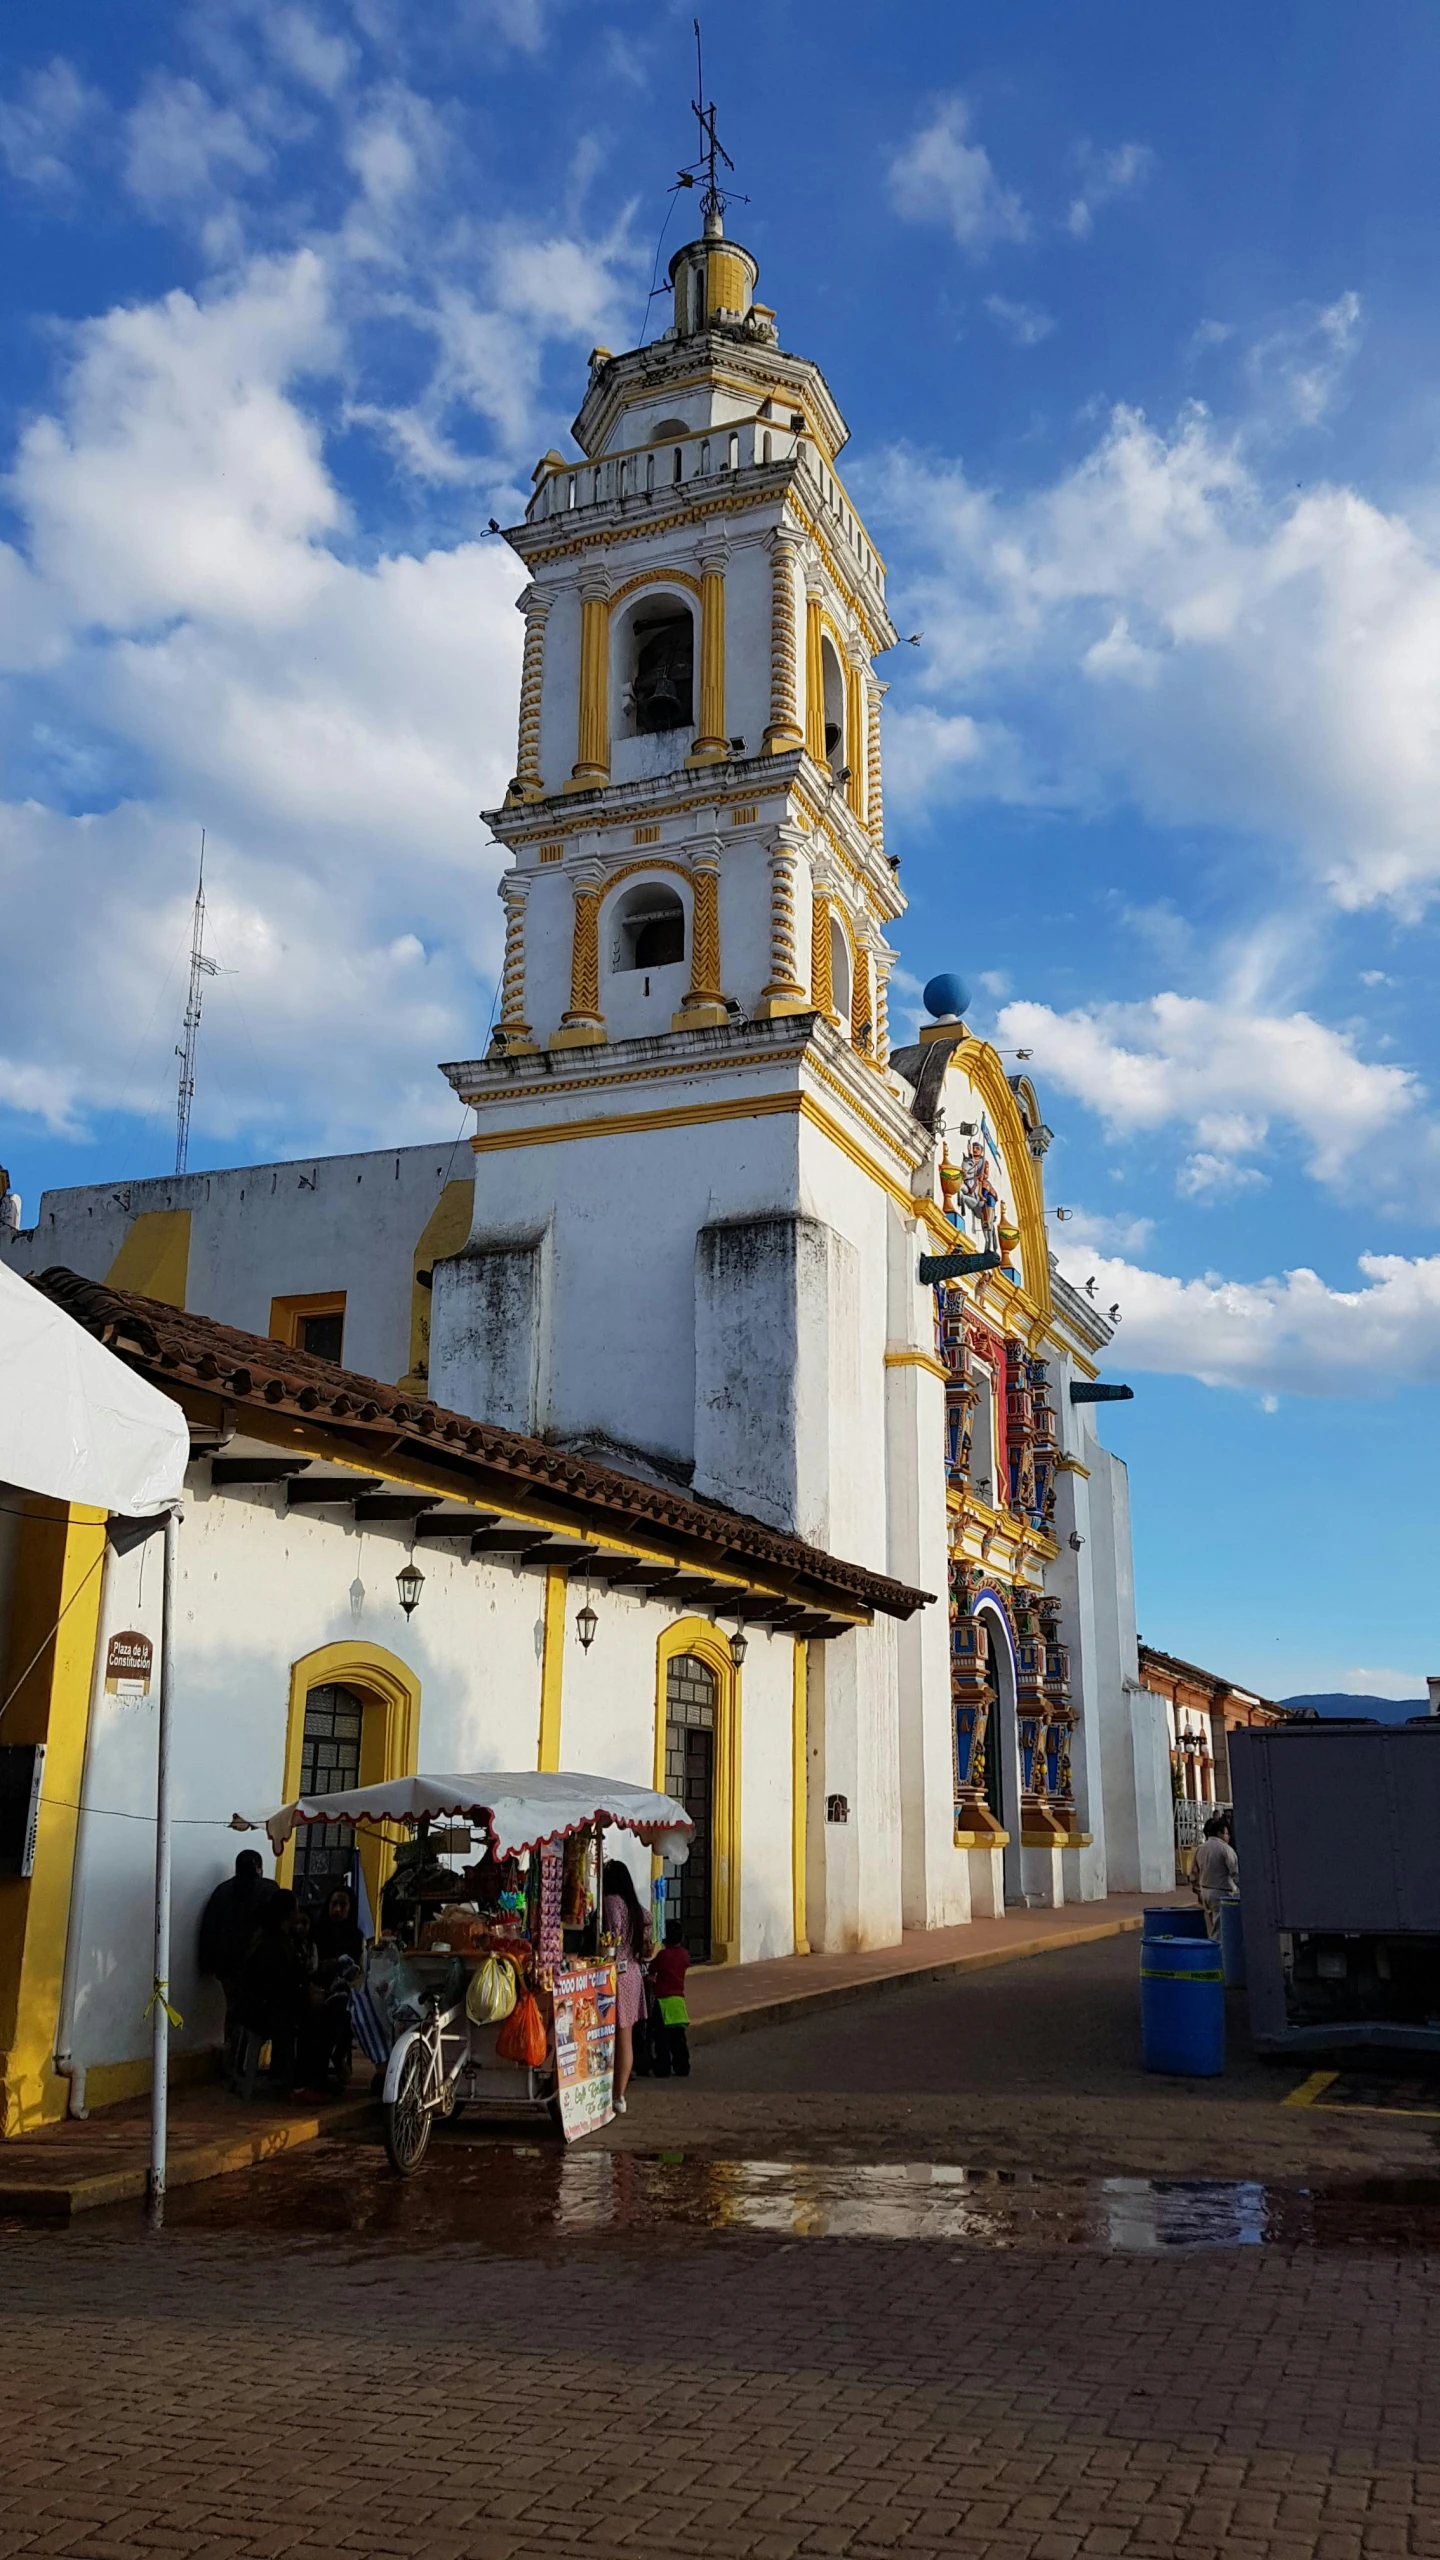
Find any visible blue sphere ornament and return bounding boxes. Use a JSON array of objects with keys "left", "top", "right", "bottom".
[{"left": 923, "top": 971, "right": 970, "bottom": 1021}]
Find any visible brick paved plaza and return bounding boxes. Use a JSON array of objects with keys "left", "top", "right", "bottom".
[{"left": 3, "top": 2210, "right": 1439, "bottom": 2560}]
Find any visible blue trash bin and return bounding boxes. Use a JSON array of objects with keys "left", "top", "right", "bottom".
[
  {"left": 1144, "top": 1905, "right": 1207, "bottom": 1940},
  {"left": 1217, "top": 1897, "right": 1245, "bottom": 1988},
  {"left": 1140, "top": 1933, "right": 1225, "bottom": 2076}
]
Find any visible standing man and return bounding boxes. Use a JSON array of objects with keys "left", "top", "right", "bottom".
[
  {"left": 198, "top": 1849, "right": 277, "bottom": 2054},
  {"left": 1193, "top": 1815, "right": 1239, "bottom": 1939}
]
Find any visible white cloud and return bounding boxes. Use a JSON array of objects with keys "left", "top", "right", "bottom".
[
  {"left": 875, "top": 396, "right": 1440, "bottom": 912},
  {"left": 10, "top": 254, "right": 343, "bottom": 629},
  {"left": 996, "top": 988, "right": 1424, "bottom": 1203},
  {"left": 1067, "top": 140, "right": 1155, "bottom": 240},
  {"left": 1245, "top": 292, "right": 1362, "bottom": 432},
  {"left": 123, "top": 74, "right": 271, "bottom": 210},
  {"left": 984, "top": 294, "right": 1054, "bottom": 348},
  {"left": 888, "top": 96, "right": 1028, "bottom": 254},
  {"left": 0, "top": 242, "right": 532, "bottom": 1160},
  {"left": 1058, "top": 1238, "right": 1440, "bottom": 1399},
  {"left": 1175, "top": 1152, "right": 1267, "bottom": 1200},
  {"left": 0, "top": 57, "right": 104, "bottom": 190},
  {"left": 262, "top": 8, "right": 357, "bottom": 97}
]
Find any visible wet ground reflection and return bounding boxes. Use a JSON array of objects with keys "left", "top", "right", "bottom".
[{"left": 122, "top": 2142, "right": 1440, "bottom": 2253}]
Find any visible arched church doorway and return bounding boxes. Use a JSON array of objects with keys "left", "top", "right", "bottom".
[
  {"left": 662, "top": 1653, "right": 716, "bottom": 1961},
  {"left": 977, "top": 1604, "right": 1024, "bottom": 1907}
]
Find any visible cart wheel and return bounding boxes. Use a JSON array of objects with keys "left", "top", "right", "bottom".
[{"left": 383, "top": 2044, "right": 433, "bottom": 2176}]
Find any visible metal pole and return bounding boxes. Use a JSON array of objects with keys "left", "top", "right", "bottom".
[{"left": 147, "top": 1506, "right": 179, "bottom": 2228}]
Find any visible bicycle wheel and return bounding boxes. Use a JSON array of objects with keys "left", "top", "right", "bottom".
[{"left": 383, "top": 2041, "right": 433, "bottom": 2175}]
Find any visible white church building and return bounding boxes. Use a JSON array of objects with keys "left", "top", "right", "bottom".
[{"left": 4, "top": 199, "right": 1175, "bottom": 2009}]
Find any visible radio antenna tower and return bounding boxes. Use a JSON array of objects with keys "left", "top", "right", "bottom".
[{"left": 174, "top": 833, "right": 218, "bottom": 1177}]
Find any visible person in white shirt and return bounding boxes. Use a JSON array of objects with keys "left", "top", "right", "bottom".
[{"left": 1193, "top": 1816, "right": 1239, "bottom": 1938}]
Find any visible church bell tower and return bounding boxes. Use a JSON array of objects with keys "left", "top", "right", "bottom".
[{"left": 479, "top": 191, "right": 902, "bottom": 1063}]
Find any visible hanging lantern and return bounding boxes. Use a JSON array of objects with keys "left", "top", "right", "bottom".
[
  {"left": 729, "top": 1626, "right": 748, "bottom": 1667},
  {"left": 575, "top": 1596, "right": 599, "bottom": 1651},
  {"left": 396, "top": 1559, "right": 425, "bottom": 1618}
]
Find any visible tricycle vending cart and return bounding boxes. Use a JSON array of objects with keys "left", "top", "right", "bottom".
[{"left": 234, "top": 1771, "right": 692, "bottom": 2174}]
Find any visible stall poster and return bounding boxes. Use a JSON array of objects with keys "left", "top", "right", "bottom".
[{"left": 549, "top": 1961, "right": 616, "bottom": 2142}]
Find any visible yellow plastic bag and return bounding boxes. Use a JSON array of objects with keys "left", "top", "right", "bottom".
[{"left": 466, "top": 1953, "right": 518, "bottom": 2024}]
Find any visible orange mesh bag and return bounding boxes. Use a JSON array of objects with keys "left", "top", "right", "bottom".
[{"left": 495, "top": 1987, "right": 548, "bottom": 2068}]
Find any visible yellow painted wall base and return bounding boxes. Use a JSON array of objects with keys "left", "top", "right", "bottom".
[
  {"left": 550, "top": 1022, "right": 607, "bottom": 1048},
  {"left": 77, "top": 2047, "right": 221, "bottom": 2114}
]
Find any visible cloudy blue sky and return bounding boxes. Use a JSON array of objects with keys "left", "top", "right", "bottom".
[{"left": 3, "top": 0, "right": 1439, "bottom": 1699}]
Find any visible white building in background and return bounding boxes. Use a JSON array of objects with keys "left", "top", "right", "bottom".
[{"left": 4, "top": 196, "right": 1174, "bottom": 2017}]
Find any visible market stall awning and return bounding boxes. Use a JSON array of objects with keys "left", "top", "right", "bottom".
[
  {"left": 235, "top": 1770, "right": 694, "bottom": 1864},
  {"left": 0, "top": 1258, "right": 189, "bottom": 1516}
]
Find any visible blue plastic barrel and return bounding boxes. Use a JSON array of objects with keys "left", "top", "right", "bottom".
[
  {"left": 1144, "top": 1905, "right": 1207, "bottom": 1940},
  {"left": 1140, "top": 1934, "right": 1225, "bottom": 2076},
  {"left": 1217, "top": 1897, "right": 1245, "bottom": 1988}
]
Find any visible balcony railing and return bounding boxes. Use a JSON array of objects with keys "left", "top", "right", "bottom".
[{"left": 525, "top": 423, "right": 884, "bottom": 590}]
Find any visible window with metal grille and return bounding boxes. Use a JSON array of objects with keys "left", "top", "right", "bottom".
[
  {"left": 293, "top": 1683, "right": 364, "bottom": 1901},
  {"left": 663, "top": 1656, "right": 716, "bottom": 1963}
]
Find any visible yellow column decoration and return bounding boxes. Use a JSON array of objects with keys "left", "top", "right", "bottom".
[
  {"left": 673, "top": 849, "right": 727, "bottom": 1029},
  {"left": 553, "top": 865, "right": 606, "bottom": 1048},
  {"left": 804, "top": 592, "right": 826, "bottom": 764},
  {"left": 507, "top": 587, "right": 550, "bottom": 802},
  {"left": 850, "top": 933, "right": 874, "bottom": 1055},
  {"left": 867, "top": 678, "right": 885, "bottom": 853},
  {"left": 845, "top": 661, "right": 865, "bottom": 818},
  {"left": 809, "top": 878, "right": 836, "bottom": 1021},
  {"left": 872, "top": 945, "right": 893, "bottom": 1067},
  {"left": 754, "top": 831, "right": 809, "bottom": 1019},
  {"left": 688, "top": 549, "right": 729, "bottom": 763},
  {"left": 494, "top": 875, "right": 535, "bottom": 1053},
  {"left": 791, "top": 1638, "right": 810, "bottom": 1956},
  {"left": 568, "top": 576, "right": 610, "bottom": 788},
  {"left": 763, "top": 529, "right": 805, "bottom": 752}
]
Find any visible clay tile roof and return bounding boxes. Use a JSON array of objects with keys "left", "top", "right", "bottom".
[{"left": 33, "top": 1268, "right": 931, "bottom": 1622}]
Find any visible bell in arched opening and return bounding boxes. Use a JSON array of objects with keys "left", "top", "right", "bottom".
[{"left": 632, "top": 611, "right": 694, "bottom": 734}]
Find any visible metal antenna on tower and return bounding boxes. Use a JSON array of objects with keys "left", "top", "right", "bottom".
[
  {"left": 174, "top": 833, "right": 218, "bottom": 1177},
  {"left": 689, "top": 18, "right": 741, "bottom": 229}
]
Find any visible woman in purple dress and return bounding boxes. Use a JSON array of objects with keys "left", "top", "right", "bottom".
[{"left": 602, "top": 1859, "right": 651, "bottom": 2114}]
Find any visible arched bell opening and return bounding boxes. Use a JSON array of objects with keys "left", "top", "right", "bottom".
[
  {"left": 611, "top": 880, "right": 687, "bottom": 973},
  {"left": 820, "top": 636, "right": 847, "bottom": 778},
  {"left": 600, "top": 874, "right": 692, "bottom": 1038},
  {"left": 614, "top": 592, "right": 696, "bottom": 737}
]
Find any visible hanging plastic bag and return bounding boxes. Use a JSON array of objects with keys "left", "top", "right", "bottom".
[
  {"left": 495, "top": 1987, "right": 549, "bottom": 2068},
  {"left": 466, "top": 1952, "right": 518, "bottom": 2024}
]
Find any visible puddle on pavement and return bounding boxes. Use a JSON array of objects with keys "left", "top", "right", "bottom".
[{"left": 72, "top": 2143, "right": 1440, "bottom": 2254}]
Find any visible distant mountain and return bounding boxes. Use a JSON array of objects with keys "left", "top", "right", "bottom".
[{"left": 1281, "top": 1692, "right": 1429, "bottom": 1724}]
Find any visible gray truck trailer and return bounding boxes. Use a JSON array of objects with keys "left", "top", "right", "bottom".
[{"left": 1229, "top": 1719, "right": 1440, "bottom": 2054}]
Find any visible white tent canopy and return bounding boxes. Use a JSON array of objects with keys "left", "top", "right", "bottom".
[
  {"left": 0, "top": 1261, "right": 188, "bottom": 1516},
  {"left": 236, "top": 1769, "right": 694, "bottom": 1865}
]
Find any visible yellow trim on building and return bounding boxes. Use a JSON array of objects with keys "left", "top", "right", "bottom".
[
  {"left": 105, "top": 1211, "right": 191, "bottom": 1308},
  {"left": 0, "top": 1500, "right": 109, "bottom": 2137},
  {"left": 278, "top": 1641, "right": 420, "bottom": 1921},
  {"left": 791, "top": 1639, "right": 810, "bottom": 1956},
  {"left": 269, "top": 1290, "right": 347, "bottom": 1351},
  {"left": 884, "top": 1348, "right": 949, "bottom": 1384},
  {"left": 537, "top": 1569, "right": 568, "bottom": 1772},
  {"left": 400, "top": 1182, "right": 473, "bottom": 1394},
  {"left": 654, "top": 1617, "right": 741, "bottom": 1964}
]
